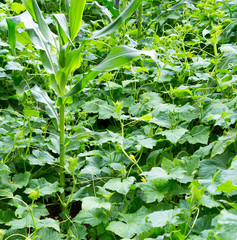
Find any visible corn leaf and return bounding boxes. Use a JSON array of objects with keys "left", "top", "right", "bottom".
[
  {"left": 31, "top": 85, "right": 59, "bottom": 128},
  {"left": 53, "top": 14, "right": 73, "bottom": 46},
  {"left": 22, "top": 0, "right": 57, "bottom": 48},
  {"left": 64, "top": 45, "right": 157, "bottom": 97},
  {"left": 6, "top": 18, "right": 17, "bottom": 55},
  {"left": 91, "top": 0, "right": 142, "bottom": 39},
  {"left": 8, "top": 12, "right": 57, "bottom": 77},
  {"left": 69, "top": 0, "right": 86, "bottom": 41}
]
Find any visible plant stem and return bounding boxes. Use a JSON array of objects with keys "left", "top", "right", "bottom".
[
  {"left": 66, "top": 174, "right": 76, "bottom": 209},
  {"left": 25, "top": 118, "right": 33, "bottom": 157},
  {"left": 59, "top": 103, "right": 66, "bottom": 213},
  {"left": 138, "top": 3, "right": 142, "bottom": 39},
  {"left": 119, "top": 118, "right": 143, "bottom": 173},
  {"left": 30, "top": 200, "right": 38, "bottom": 231},
  {"left": 184, "top": 203, "right": 194, "bottom": 236}
]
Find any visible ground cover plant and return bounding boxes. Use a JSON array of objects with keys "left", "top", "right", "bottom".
[{"left": 0, "top": 0, "right": 237, "bottom": 239}]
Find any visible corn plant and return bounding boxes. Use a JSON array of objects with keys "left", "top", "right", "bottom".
[{"left": 7, "top": 0, "right": 157, "bottom": 216}]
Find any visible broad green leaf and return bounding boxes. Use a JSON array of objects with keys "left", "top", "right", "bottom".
[
  {"left": 103, "top": 177, "right": 135, "bottom": 195},
  {"left": 31, "top": 85, "right": 59, "bottom": 128},
  {"left": 194, "top": 142, "right": 214, "bottom": 159},
  {"left": 140, "top": 167, "right": 170, "bottom": 181},
  {"left": 8, "top": 217, "right": 60, "bottom": 232},
  {"left": 15, "top": 204, "right": 48, "bottom": 218},
  {"left": 24, "top": 178, "right": 62, "bottom": 197},
  {"left": 211, "top": 130, "right": 237, "bottom": 157},
  {"left": 73, "top": 208, "right": 108, "bottom": 227},
  {"left": 23, "top": 109, "right": 39, "bottom": 118},
  {"left": 107, "top": 206, "right": 151, "bottom": 239},
  {"left": 162, "top": 156, "right": 200, "bottom": 183},
  {"left": 202, "top": 194, "right": 220, "bottom": 208},
  {"left": 0, "top": 210, "right": 14, "bottom": 224},
  {"left": 6, "top": 204, "right": 58, "bottom": 230},
  {"left": 213, "top": 209, "right": 237, "bottom": 240},
  {"left": 28, "top": 150, "right": 55, "bottom": 166},
  {"left": 0, "top": 189, "right": 13, "bottom": 198},
  {"left": 158, "top": 128, "right": 188, "bottom": 144},
  {"left": 95, "top": 130, "right": 123, "bottom": 145},
  {"left": 68, "top": 223, "right": 87, "bottom": 240},
  {"left": 5, "top": 62, "right": 24, "bottom": 71},
  {"left": 0, "top": 164, "right": 10, "bottom": 175},
  {"left": 136, "top": 138, "right": 157, "bottom": 150},
  {"left": 12, "top": 172, "right": 31, "bottom": 189},
  {"left": 230, "top": 155, "right": 237, "bottom": 170},
  {"left": 148, "top": 208, "right": 182, "bottom": 228},
  {"left": 204, "top": 169, "right": 237, "bottom": 195},
  {"left": 217, "top": 180, "right": 237, "bottom": 193},
  {"left": 81, "top": 196, "right": 111, "bottom": 211},
  {"left": 91, "top": 0, "right": 143, "bottom": 38},
  {"left": 199, "top": 152, "right": 230, "bottom": 179},
  {"left": 69, "top": 0, "right": 86, "bottom": 41},
  {"left": 179, "top": 125, "right": 210, "bottom": 145},
  {"left": 37, "top": 218, "right": 60, "bottom": 232},
  {"left": 68, "top": 128, "right": 103, "bottom": 141},
  {"left": 82, "top": 98, "right": 116, "bottom": 119},
  {"left": 137, "top": 179, "right": 169, "bottom": 203},
  {"left": 140, "top": 92, "right": 164, "bottom": 108},
  {"left": 11, "top": 3, "right": 26, "bottom": 14},
  {"left": 34, "top": 228, "right": 64, "bottom": 240}
]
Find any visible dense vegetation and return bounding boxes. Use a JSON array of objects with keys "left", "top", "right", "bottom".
[{"left": 0, "top": 0, "right": 237, "bottom": 239}]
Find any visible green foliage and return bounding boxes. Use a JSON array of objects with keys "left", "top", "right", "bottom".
[{"left": 0, "top": 0, "right": 237, "bottom": 239}]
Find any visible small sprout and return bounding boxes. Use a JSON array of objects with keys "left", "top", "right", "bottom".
[
  {"left": 68, "top": 157, "right": 78, "bottom": 173},
  {"left": 29, "top": 189, "right": 40, "bottom": 201},
  {"left": 113, "top": 101, "right": 123, "bottom": 115},
  {"left": 121, "top": 165, "right": 127, "bottom": 179}
]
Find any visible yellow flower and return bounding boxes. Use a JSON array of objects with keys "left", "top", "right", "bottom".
[
  {"left": 141, "top": 177, "right": 147, "bottom": 182},
  {"left": 130, "top": 155, "right": 135, "bottom": 160}
]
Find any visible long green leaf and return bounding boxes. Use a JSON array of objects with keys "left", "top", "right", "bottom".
[
  {"left": 22, "top": 0, "right": 57, "bottom": 48},
  {"left": 31, "top": 85, "right": 59, "bottom": 128},
  {"left": 91, "top": 0, "right": 142, "bottom": 39},
  {"left": 69, "top": 0, "right": 86, "bottom": 41},
  {"left": 56, "top": 48, "right": 82, "bottom": 95},
  {"left": 93, "top": 45, "right": 157, "bottom": 71},
  {"left": 64, "top": 45, "right": 157, "bottom": 97},
  {"left": 8, "top": 12, "right": 57, "bottom": 77},
  {"left": 21, "top": 0, "right": 36, "bottom": 20},
  {"left": 64, "top": 71, "right": 100, "bottom": 97},
  {"left": 6, "top": 18, "right": 17, "bottom": 55},
  {"left": 53, "top": 14, "right": 73, "bottom": 46}
]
